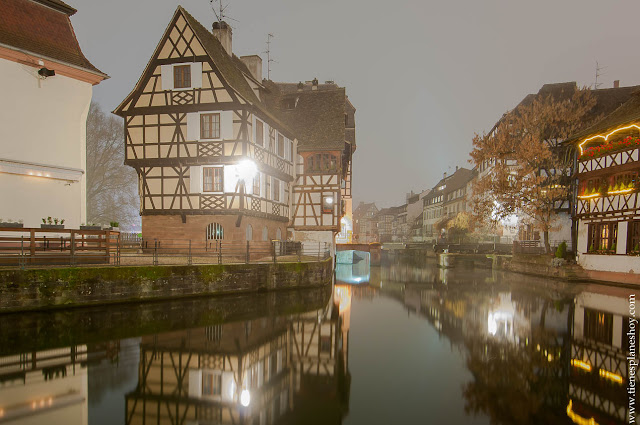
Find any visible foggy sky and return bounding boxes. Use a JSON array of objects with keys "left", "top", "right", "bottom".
[{"left": 71, "top": 0, "right": 640, "bottom": 208}]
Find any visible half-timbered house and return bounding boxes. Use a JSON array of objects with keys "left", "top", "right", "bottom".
[
  {"left": 115, "top": 8, "right": 355, "bottom": 249},
  {"left": 0, "top": 0, "right": 107, "bottom": 229},
  {"left": 568, "top": 91, "right": 640, "bottom": 277}
]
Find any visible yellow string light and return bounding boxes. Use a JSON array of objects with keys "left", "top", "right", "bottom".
[
  {"left": 566, "top": 400, "right": 599, "bottom": 425},
  {"left": 577, "top": 193, "right": 601, "bottom": 199},
  {"left": 599, "top": 369, "right": 623, "bottom": 384},
  {"left": 571, "top": 359, "right": 592, "bottom": 371},
  {"left": 579, "top": 124, "right": 640, "bottom": 155}
]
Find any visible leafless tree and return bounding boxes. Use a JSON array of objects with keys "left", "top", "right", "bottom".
[{"left": 86, "top": 102, "right": 139, "bottom": 227}]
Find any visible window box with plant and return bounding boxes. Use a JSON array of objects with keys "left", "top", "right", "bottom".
[
  {"left": 0, "top": 219, "right": 23, "bottom": 228},
  {"left": 80, "top": 223, "right": 102, "bottom": 230},
  {"left": 580, "top": 135, "right": 640, "bottom": 160},
  {"left": 106, "top": 221, "right": 120, "bottom": 231},
  {"left": 587, "top": 222, "right": 618, "bottom": 255},
  {"left": 40, "top": 217, "right": 65, "bottom": 229}
]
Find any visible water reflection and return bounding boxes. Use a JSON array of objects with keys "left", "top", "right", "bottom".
[{"left": 0, "top": 261, "right": 636, "bottom": 425}]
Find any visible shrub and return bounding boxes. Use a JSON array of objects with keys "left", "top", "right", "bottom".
[{"left": 555, "top": 241, "right": 567, "bottom": 259}]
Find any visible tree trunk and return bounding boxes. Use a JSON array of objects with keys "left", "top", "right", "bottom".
[{"left": 543, "top": 229, "right": 551, "bottom": 254}]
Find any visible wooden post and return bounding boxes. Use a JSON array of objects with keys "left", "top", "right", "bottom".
[
  {"left": 218, "top": 240, "right": 222, "bottom": 264},
  {"left": 70, "top": 231, "right": 75, "bottom": 266},
  {"left": 272, "top": 241, "right": 276, "bottom": 264},
  {"left": 246, "top": 240, "right": 250, "bottom": 263},
  {"left": 29, "top": 229, "right": 35, "bottom": 258}
]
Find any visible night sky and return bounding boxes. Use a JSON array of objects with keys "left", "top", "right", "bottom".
[{"left": 71, "top": 0, "right": 640, "bottom": 207}]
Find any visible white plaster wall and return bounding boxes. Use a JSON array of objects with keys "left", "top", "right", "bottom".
[
  {"left": 577, "top": 220, "right": 588, "bottom": 254},
  {"left": 0, "top": 59, "right": 92, "bottom": 228},
  {"left": 577, "top": 253, "right": 640, "bottom": 274},
  {"left": 292, "top": 230, "right": 335, "bottom": 257},
  {"left": 546, "top": 211, "right": 572, "bottom": 246}
]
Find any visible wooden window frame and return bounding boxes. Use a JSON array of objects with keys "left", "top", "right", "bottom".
[
  {"left": 277, "top": 133, "right": 285, "bottom": 158},
  {"left": 202, "top": 371, "right": 222, "bottom": 396},
  {"left": 253, "top": 173, "right": 260, "bottom": 196},
  {"left": 255, "top": 119, "right": 264, "bottom": 147},
  {"left": 272, "top": 178, "right": 280, "bottom": 202},
  {"left": 628, "top": 221, "right": 640, "bottom": 253},
  {"left": 203, "top": 166, "right": 224, "bottom": 193},
  {"left": 200, "top": 113, "right": 221, "bottom": 140},
  {"left": 173, "top": 64, "right": 191, "bottom": 89},
  {"left": 584, "top": 308, "right": 613, "bottom": 345},
  {"left": 588, "top": 221, "right": 618, "bottom": 253},
  {"left": 305, "top": 153, "right": 339, "bottom": 173}
]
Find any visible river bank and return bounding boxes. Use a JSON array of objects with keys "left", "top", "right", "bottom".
[{"left": 0, "top": 259, "right": 333, "bottom": 313}]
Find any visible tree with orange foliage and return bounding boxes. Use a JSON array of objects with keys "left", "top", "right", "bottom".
[{"left": 470, "top": 87, "right": 597, "bottom": 253}]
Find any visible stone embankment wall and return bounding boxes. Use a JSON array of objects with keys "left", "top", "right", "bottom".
[
  {"left": 0, "top": 259, "right": 332, "bottom": 313},
  {"left": 491, "top": 254, "right": 587, "bottom": 281}
]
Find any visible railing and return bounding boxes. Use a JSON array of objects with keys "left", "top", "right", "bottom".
[
  {"left": 0, "top": 227, "right": 119, "bottom": 267},
  {"left": 512, "top": 239, "right": 572, "bottom": 254},
  {"left": 112, "top": 239, "right": 330, "bottom": 267}
]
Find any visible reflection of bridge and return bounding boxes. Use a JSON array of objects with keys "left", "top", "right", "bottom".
[{"left": 336, "top": 243, "right": 381, "bottom": 265}]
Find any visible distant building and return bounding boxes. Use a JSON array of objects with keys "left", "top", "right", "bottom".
[
  {"left": 353, "top": 202, "right": 378, "bottom": 243},
  {"left": 0, "top": 0, "right": 107, "bottom": 228},
  {"left": 423, "top": 168, "right": 475, "bottom": 242},
  {"left": 405, "top": 189, "right": 430, "bottom": 241}
]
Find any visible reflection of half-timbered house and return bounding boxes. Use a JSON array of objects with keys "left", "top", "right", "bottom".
[
  {"left": 570, "top": 289, "right": 632, "bottom": 424},
  {"left": 125, "top": 288, "right": 350, "bottom": 425},
  {"left": 568, "top": 91, "right": 640, "bottom": 277},
  {"left": 115, "top": 8, "right": 355, "bottom": 248}
]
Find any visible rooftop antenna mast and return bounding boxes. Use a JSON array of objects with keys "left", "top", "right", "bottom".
[
  {"left": 265, "top": 33, "right": 275, "bottom": 80},
  {"left": 209, "top": 0, "right": 239, "bottom": 27},
  {"left": 594, "top": 61, "right": 606, "bottom": 89}
]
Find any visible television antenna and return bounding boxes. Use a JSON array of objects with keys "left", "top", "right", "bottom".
[
  {"left": 593, "top": 61, "right": 606, "bottom": 89},
  {"left": 264, "top": 33, "right": 276, "bottom": 80},
  {"left": 209, "top": 0, "right": 239, "bottom": 27}
]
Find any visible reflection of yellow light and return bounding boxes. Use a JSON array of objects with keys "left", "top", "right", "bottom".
[
  {"left": 566, "top": 400, "right": 599, "bottom": 425},
  {"left": 547, "top": 353, "right": 553, "bottom": 362},
  {"left": 579, "top": 124, "right": 640, "bottom": 155},
  {"left": 599, "top": 369, "right": 623, "bottom": 384},
  {"left": 578, "top": 193, "right": 601, "bottom": 199},
  {"left": 334, "top": 285, "right": 352, "bottom": 314},
  {"left": 571, "top": 359, "right": 592, "bottom": 372},
  {"left": 607, "top": 188, "right": 634, "bottom": 195},
  {"left": 240, "top": 389, "right": 251, "bottom": 407}
]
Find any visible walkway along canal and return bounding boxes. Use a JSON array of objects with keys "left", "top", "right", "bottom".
[{"left": 0, "top": 257, "right": 635, "bottom": 424}]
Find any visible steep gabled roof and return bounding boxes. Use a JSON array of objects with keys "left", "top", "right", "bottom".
[
  {"left": 566, "top": 91, "right": 640, "bottom": 144},
  {"left": 0, "top": 0, "right": 106, "bottom": 77},
  {"left": 263, "top": 81, "right": 347, "bottom": 151}
]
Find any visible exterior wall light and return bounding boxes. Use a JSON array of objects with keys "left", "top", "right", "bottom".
[{"left": 236, "top": 159, "right": 258, "bottom": 182}]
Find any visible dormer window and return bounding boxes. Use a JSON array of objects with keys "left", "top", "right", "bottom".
[
  {"left": 174, "top": 65, "right": 191, "bottom": 89},
  {"left": 282, "top": 98, "right": 296, "bottom": 109}
]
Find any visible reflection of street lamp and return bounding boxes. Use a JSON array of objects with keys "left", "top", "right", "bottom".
[{"left": 240, "top": 389, "right": 251, "bottom": 407}]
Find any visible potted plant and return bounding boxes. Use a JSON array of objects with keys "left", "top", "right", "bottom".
[
  {"left": 80, "top": 223, "right": 102, "bottom": 230},
  {"left": 108, "top": 221, "right": 120, "bottom": 231},
  {"left": 41, "top": 217, "right": 65, "bottom": 229},
  {"left": 0, "top": 218, "right": 23, "bottom": 228}
]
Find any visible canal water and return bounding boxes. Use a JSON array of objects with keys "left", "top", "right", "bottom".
[{"left": 0, "top": 258, "right": 635, "bottom": 425}]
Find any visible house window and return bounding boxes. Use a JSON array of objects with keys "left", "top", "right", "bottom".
[
  {"left": 584, "top": 308, "right": 613, "bottom": 345},
  {"left": 202, "top": 372, "right": 222, "bottom": 396},
  {"left": 278, "top": 134, "right": 285, "bottom": 157},
  {"left": 579, "top": 177, "right": 603, "bottom": 197},
  {"left": 588, "top": 222, "right": 617, "bottom": 253},
  {"left": 253, "top": 173, "right": 260, "bottom": 195},
  {"left": 206, "top": 223, "right": 224, "bottom": 241},
  {"left": 255, "top": 120, "right": 264, "bottom": 146},
  {"left": 262, "top": 226, "right": 268, "bottom": 241},
  {"left": 174, "top": 65, "right": 191, "bottom": 89},
  {"left": 246, "top": 224, "right": 253, "bottom": 241},
  {"left": 611, "top": 171, "right": 638, "bottom": 192},
  {"left": 203, "top": 167, "right": 223, "bottom": 192},
  {"left": 320, "top": 336, "right": 331, "bottom": 353},
  {"left": 629, "top": 221, "right": 640, "bottom": 253},
  {"left": 305, "top": 154, "right": 338, "bottom": 173},
  {"left": 201, "top": 113, "right": 221, "bottom": 139},
  {"left": 272, "top": 178, "right": 280, "bottom": 202}
]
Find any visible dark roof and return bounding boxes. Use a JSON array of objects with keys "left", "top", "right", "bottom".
[
  {"left": 33, "top": 0, "right": 76, "bottom": 15},
  {"left": 354, "top": 202, "right": 377, "bottom": 217},
  {"left": 263, "top": 81, "right": 347, "bottom": 151},
  {"left": 567, "top": 91, "right": 640, "bottom": 143},
  {"left": 0, "top": 0, "right": 105, "bottom": 76},
  {"left": 499, "top": 82, "right": 638, "bottom": 142},
  {"left": 425, "top": 168, "right": 475, "bottom": 202}
]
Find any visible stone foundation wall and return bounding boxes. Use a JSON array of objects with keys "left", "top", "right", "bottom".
[
  {"left": 0, "top": 259, "right": 332, "bottom": 313},
  {"left": 142, "top": 214, "right": 287, "bottom": 246}
]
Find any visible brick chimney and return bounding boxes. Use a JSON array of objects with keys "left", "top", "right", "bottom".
[
  {"left": 240, "top": 55, "right": 262, "bottom": 81},
  {"left": 614, "top": 80, "right": 620, "bottom": 88},
  {"left": 311, "top": 78, "right": 318, "bottom": 91},
  {"left": 212, "top": 21, "right": 232, "bottom": 55}
]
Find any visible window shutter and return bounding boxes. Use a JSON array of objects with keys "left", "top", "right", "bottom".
[
  {"left": 161, "top": 65, "right": 174, "bottom": 90},
  {"left": 261, "top": 173, "right": 266, "bottom": 198},
  {"left": 187, "top": 113, "right": 199, "bottom": 141},
  {"left": 188, "top": 369, "right": 202, "bottom": 397},
  {"left": 191, "top": 62, "right": 202, "bottom": 88},
  {"left": 190, "top": 166, "right": 202, "bottom": 193},
  {"left": 222, "top": 111, "right": 233, "bottom": 140}
]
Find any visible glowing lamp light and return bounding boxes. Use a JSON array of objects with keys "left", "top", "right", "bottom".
[
  {"left": 608, "top": 188, "right": 634, "bottom": 195},
  {"left": 571, "top": 359, "right": 592, "bottom": 372},
  {"left": 240, "top": 389, "right": 251, "bottom": 407},
  {"left": 324, "top": 196, "right": 334, "bottom": 205},
  {"left": 578, "top": 193, "right": 601, "bottom": 199},
  {"left": 236, "top": 159, "right": 258, "bottom": 182},
  {"left": 599, "top": 369, "right": 623, "bottom": 384},
  {"left": 566, "top": 400, "right": 599, "bottom": 425}
]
